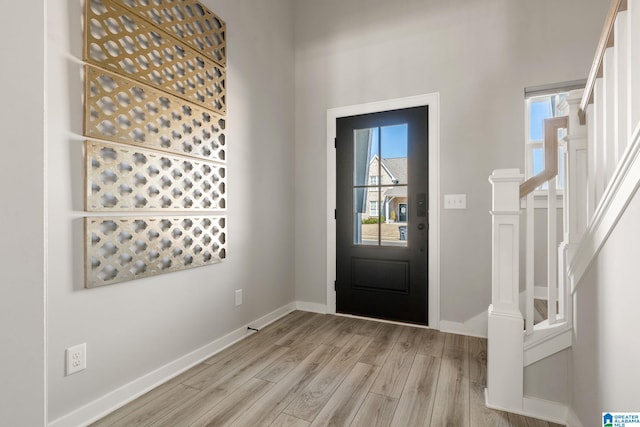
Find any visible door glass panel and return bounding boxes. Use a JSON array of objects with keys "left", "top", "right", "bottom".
[
  {"left": 353, "top": 128, "right": 375, "bottom": 187},
  {"left": 382, "top": 193, "right": 408, "bottom": 247},
  {"left": 354, "top": 188, "right": 379, "bottom": 245},
  {"left": 353, "top": 123, "right": 409, "bottom": 247},
  {"left": 380, "top": 124, "right": 408, "bottom": 185}
]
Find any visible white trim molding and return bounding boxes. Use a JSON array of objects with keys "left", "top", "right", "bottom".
[
  {"left": 485, "top": 390, "right": 571, "bottom": 426},
  {"left": 295, "top": 301, "right": 328, "bottom": 314},
  {"left": 48, "top": 303, "right": 296, "bottom": 427},
  {"left": 439, "top": 310, "right": 488, "bottom": 338},
  {"left": 569, "top": 122, "right": 640, "bottom": 292},
  {"left": 567, "top": 407, "right": 586, "bottom": 427},
  {"left": 326, "top": 93, "right": 441, "bottom": 329}
]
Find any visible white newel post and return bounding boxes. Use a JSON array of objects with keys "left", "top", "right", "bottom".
[{"left": 486, "top": 169, "right": 524, "bottom": 411}]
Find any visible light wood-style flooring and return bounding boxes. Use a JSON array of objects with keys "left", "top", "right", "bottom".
[{"left": 92, "top": 311, "right": 565, "bottom": 427}]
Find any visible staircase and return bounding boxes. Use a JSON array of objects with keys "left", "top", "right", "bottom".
[{"left": 486, "top": 0, "right": 640, "bottom": 423}]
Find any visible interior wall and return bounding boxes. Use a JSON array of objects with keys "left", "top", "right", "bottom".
[
  {"left": 46, "top": 0, "right": 295, "bottom": 421},
  {"left": 293, "top": 0, "right": 608, "bottom": 325},
  {"left": 0, "top": 2, "right": 46, "bottom": 425},
  {"left": 571, "top": 189, "right": 640, "bottom": 425},
  {"left": 524, "top": 349, "right": 570, "bottom": 404}
]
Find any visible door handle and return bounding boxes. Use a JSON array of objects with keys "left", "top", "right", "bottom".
[{"left": 417, "top": 223, "right": 425, "bottom": 230}]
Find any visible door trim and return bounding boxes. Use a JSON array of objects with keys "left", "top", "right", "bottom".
[{"left": 326, "top": 93, "right": 440, "bottom": 329}]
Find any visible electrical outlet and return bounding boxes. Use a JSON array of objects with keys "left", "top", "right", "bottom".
[
  {"left": 66, "top": 343, "right": 87, "bottom": 376},
  {"left": 444, "top": 194, "right": 467, "bottom": 209},
  {"left": 235, "top": 289, "right": 243, "bottom": 307}
]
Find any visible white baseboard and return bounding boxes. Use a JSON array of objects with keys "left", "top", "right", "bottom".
[
  {"left": 567, "top": 407, "right": 586, "bottom": 427},
  {"left": 295, "top": 301, "right": 328, "bottom": 314},
  {"left": 439, "top": 310, "right": 487, "bottom": 338},
  {"left": 522, "top": 396, "right": 569, "bottom": 425},
  {"left": 48, "top": 302, "right": 296, "bottom": 427},
  {"left": 485, "top": 389, "right": 570, "bottom": 425}
]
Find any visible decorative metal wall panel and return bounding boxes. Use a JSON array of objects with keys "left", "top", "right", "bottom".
[
  {"left": 85, "top": 0, "right": 226, "bottom": 113},
  {"left": 114, "top": 0, "right": 226, "bottom": 65},
  {"left": 86, "top": 140, "right": 226, "bottom": 211},
  {"left": 85, "top": 65, "right": 226, "bottom": 162},
  {"left": 86, "top": 215, "right": 227, "bottom": 287}
]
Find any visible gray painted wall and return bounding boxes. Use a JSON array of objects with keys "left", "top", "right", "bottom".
[
  {"left": 46, "top": 0, "right": 295, "bottom": 420},
  {"left": 293, "top": 0, "right": 608, "bottom": 324},
  {"left": 0, "top": 2, "right": 46, "bottom": 425},
  {"left": 571, "top": 189, "right": 640, "bottom": 425}
]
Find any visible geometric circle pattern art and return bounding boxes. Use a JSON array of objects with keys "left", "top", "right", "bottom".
[
  {"left": 114, "top": 0, "right": 226, "bottom": 66},
  {"left": 85, "top": 0, "right": 226, "bottom": 114},
  {"left": 86, "top": 215, "right": 227, "bottom": 287},
  {"left": 86, "top": 140, "right": 226, "bottom": 211},
  {"left": 85, "top": 65, "right": 226, "bottom": 163}
]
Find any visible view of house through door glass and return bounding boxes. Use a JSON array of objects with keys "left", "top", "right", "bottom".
[
  {"left": 353, "top": 124, "right": 408, "bottom": 247},
  {"left": 336, "top": 106, "right": 428, "bottom": 325}
]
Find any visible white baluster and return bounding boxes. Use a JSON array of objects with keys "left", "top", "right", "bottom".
[
  {"left": 587, "top": 103, "right": 597, "bottom": 222},
  {"left": 615, "top": 11, "right": 629, "bottom": 157},
  {"left": 547, "top": 173, "right": 557, "bottom": 324},
  {"left": 525, "top": 192, "right": 534, "bottom": 334},
  {"left": 629, "top": 0, "right": 640, "bottom": 135},
  {"left": 603, "top": 45, "right": 617, "bottom": 185},
  {"left": 594, "top": 78, "right": 605, "bottom": 206}
]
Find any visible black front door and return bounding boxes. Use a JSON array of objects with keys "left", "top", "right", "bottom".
[{"left": 336, "top": 106, "right": 428, "bottom": 325}]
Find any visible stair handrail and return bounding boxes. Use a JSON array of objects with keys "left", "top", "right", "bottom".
[
  {"left": 579, "top": 0, "right": 628, "bottom": 124},
  {"left": 519, "top": 116, "right": 568, "bottom": 198}
]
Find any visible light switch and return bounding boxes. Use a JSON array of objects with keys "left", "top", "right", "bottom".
[{"left": 444, "top": 194, "right": 466, "bottom": 209}]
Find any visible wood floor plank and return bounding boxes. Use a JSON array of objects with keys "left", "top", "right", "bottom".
[
  {"left": 389, "top": 354, "right": 440, "bottom": 427},
  {"left": 284, "top": 334, "right": 373, "bottom": 421},
  {"left": 270, "top": 413, "right": 311, "bottom": 427},
  {"left": 525, "top": 417, "right": 551, "bottom": 427},
  {"left": 469, "top": 336, "right": 487, "bottom": 387},
  {"left": 274, "top": 313, "right": 326, "bottom": 346},
  {"left": 508, "top": 413, "right": 532, "bottom": 427},
  {"left": 370, "top": 326, "right": 422, "bottom": 398},
  {"left": 190, "top": 378, "right": 273, "bottom": 427},
  {"left": 93, "top": 384, "right": 200, "bottom": 427},
  {"left": 468, "top": 336, "right": 511, "bottom": 427},
  {"left": 151, "top": 345, "right": 290, "bottom": 426},
  {"left": 203, "top": 311, "right": 313, "bottom": 366},
  {"left": 350, "top": 392, "right": 398, "bottom": 427},
  {"left": 358, "top": 322, "right": 403, "bottom": 367},
  {"left": 470, "top": 383, "right": 510, "bottom": 427},
  {"left": 230, "top": 344, "right": 340, "bottom": 427},
  {"left": 328, "top": 316, "right": 363, "bottom": 347},
  {"left": 184, "top": 341, "right": 287, "bottom": 390},
  {"left": 416, "top": 328, "right": 445, "bottom": 359},
  {"left": 256, "top": 340, "right": 319, "bottom": 383},
  {"left": 309, "top": 362, "right": 379, "bottom": 427},
  {"left": 354, "top": 318, "right": 383, "bottom": 337},
  {"left": 430, "top": 333, "right": 470, "bottom": 427},
  {"left": 90, "top": 364, "right": 208, "bottom": 426},
  {"left": 296, "top": 315, "right": 355, "bottom": 347}
]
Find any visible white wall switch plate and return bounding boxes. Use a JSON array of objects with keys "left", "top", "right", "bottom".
[
  {"left": 66, "top": 343, "right": 87, "bottom": 376},
  {"left": 235, "top": 289, "right": 243, "bottom": 307},
  {"left": 444, "top": 194, "right": 467, "bottom": 209}
]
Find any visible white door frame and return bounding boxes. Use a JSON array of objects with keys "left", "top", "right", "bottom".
[{"left": 326, "top": 93, "right": 440, "bottom": 328}]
